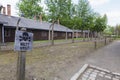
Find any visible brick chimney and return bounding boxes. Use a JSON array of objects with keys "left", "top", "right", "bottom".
[
  {"left": 3, "top": 7, "right": 6, "bottom": 15},
  {"left": 0, "top": 5, "right": 3, "bottom": 14},
  {"left": 7, "top": 4, "right": 11, "bottom": 16},
  {"left": 39, "top": 14, "right": 42, "bottom": 22}
]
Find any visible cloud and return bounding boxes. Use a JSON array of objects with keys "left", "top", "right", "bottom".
[
  {"left": 96, "top": 10, "right": 120, "bottom": 26},
  {"left": 106, "top": 11, "right": 120, "bottom": 18},
  {"left": 99, "top": 11, "right": 120, "bottom": 26},
  {"left": 88, "top": 0, "right": 110, "bottom": 6},
  {"left": 105, "top": 11, "right": 120, "bottom": 26},
  {"left": 88, "top": 0, "right": 120, "bottom": 26}
]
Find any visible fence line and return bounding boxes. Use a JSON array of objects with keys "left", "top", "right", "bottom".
[{"left": 0, "top": 38, "right": 114, "bottom": 51}]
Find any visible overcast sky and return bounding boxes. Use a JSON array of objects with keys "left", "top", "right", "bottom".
[{"left": 1, "top": 0, "right": 120, "bottom": 26}]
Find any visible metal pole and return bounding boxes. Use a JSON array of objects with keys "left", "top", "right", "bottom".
[
  {"left": 17, "top": 51, "right": 26, "bottom": 80},
  {"left": 94, "top": 39, "right": 97, "bottom": 49},
  {"left": 16, "top": 18, "right": 21, "bottom": 31},
  {"left": 77, "top": 32, "right": 78, "bottom": 38},
  {"left": 51, "top": 24, "right": 54, "bottom": 45},
  {"left": 105, "top": 37, "right": 107, "bottom": 45},
  {"left": 83, "top": 31, "right": 85, "bottom": 41},
  {"left": 48, "top": 27, "right": 51, "bottom": 44},
  {"left": 88, "top": 29, "right": 90, "bottom": 41},
  {"left": 66, "top": 28, "right": 68, "bottom": 40}
]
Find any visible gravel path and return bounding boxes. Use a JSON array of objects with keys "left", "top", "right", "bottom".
[
  {"left": 84, "top": 40, "right": 120, "bottom": 73},
  {"left": 73, "top": 40, "right": 120, "bottom": 80}
]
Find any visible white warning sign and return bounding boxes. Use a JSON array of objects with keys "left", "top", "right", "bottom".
[{"left": 14, "top": 30, "right": 33, "bottom": 51}]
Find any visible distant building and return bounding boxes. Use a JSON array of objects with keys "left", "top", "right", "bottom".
[
  {"left": 0, "top": 4, "right": 94, "bottom": 43},
  {"left": 0, "top": 14, "right": 73, "bottom": 43}
]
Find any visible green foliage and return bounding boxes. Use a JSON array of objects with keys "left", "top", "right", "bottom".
[
  {"left": 104, "top": 26, "right": 114, "bottom": 35},
  {"left": 76, "top": 0, "right": 93, "bottom": 30},
  {"left": 17, "top": 0, "right": 43, "bottom": 19},
  {"left": 115, "top": 24, "right": 120, "bottom": 35},
  {"left": 45, "top": 0, "right": 80, "bottom": 29},
  {"left": 92, "top": 14, "right": 107, "bottom": 32},
  {"left": 45, "top": 0, "right": 73, "bottom": 21},
  {"left": 17, "top": 0, "right": 108, "bottom": 32}
]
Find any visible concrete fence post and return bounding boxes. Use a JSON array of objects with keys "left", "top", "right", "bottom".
[
  {"left": 51, "top": 25, "right": 54, "bottom": 45},
  {"left": 104, "top": 37, "right": 107, "bottom": 45},
  {"left": 94, "top": 39, "right": 97, "bottom": 49}
]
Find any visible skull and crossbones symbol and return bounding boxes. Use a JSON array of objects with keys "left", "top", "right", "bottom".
[{"left": 19, "top": 32, "right": 31, "bottom": 42}]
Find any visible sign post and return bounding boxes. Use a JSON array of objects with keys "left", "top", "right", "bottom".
[
  {"left": 14, "top": 30, "right": 33, "bottom": 80},
  {"left": 17, "top": 51, "right": 26, "bottom": 80},
  {"left": 14, "top": 24, "right": 33, "bottom": 80}
]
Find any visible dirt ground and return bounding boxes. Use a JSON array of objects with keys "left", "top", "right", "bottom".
[{"left": 0, "top": 40, "right": 108, "bottom": 80}]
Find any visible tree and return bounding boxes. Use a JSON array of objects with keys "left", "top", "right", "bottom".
[
  {"left": 17, "top": 0, "right": 108, "bottom": 37},
  {"left": 17, "top": 0, "right": 43, "bottom": 19},
  {"left": 115, "top": 24, "right": 120, "bottom": 36},
  {"left": 76, "top": 0, "right": 92, "bottom": 30},
  {"left": 90, "top": 14, "right": 107, "bottom": 38},
  {"left": 93, "top": 14, "right": 107, "bottom": 33},
  {"left": 45, "top": 0, "right": 75, "bottom": 28},
  {"left": 75, "top": 0, "right": 93, "bottom": 39},
  {"left": 104, "top": 26, "right": 115, "bottom": 35}
]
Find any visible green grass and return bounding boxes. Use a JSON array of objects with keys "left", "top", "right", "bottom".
[
  {"left": 0, "top": 41, "right": 94, "bottom": 65},
  {"left": 74, "top": 37, "right": 84, "bottom": 40},
  {"left": 116, "top": 38, "right": 120, "bottom": 40},
  {"left": 33, "top": 40, "right": 49, "bottom": 43},
  {"left": 5, "top": 38, "right": 84, "bottom": 45}
]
